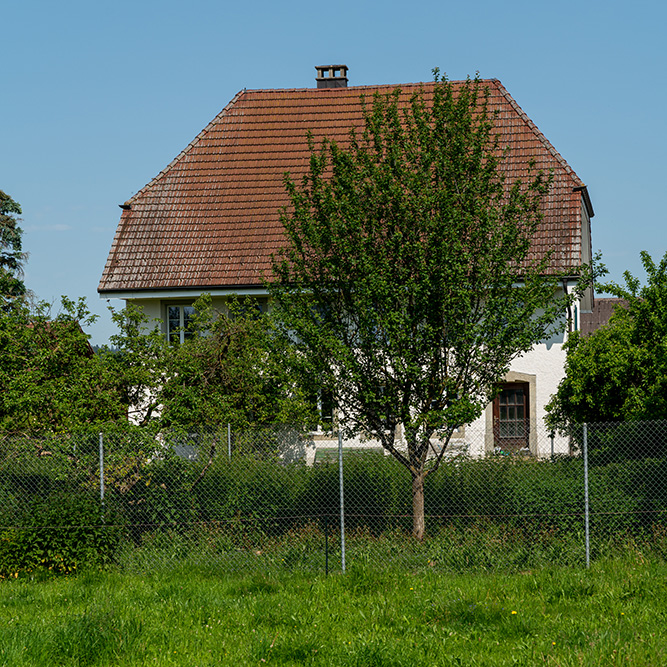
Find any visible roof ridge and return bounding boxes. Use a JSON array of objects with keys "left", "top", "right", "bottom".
[
  {"left": 126, "top": 89, "right": 247, "bottom": 205},
  {"left": 491, "top": 80, "right": 584, "bottom": 189},
  {"left": 239, "top": 79, "right": 499, "bottom": 95}
]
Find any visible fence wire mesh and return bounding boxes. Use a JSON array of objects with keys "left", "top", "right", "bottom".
[{"left": 1, "top": 420, "right": 666, "bottom": 576}]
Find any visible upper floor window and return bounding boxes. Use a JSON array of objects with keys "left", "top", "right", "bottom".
[{"left": 167, "top": 305, "right": 195, "bottom": 344}]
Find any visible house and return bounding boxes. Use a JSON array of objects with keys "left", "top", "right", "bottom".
[{"left": 98, "top": 65, "right": 594, "bottom": 456}]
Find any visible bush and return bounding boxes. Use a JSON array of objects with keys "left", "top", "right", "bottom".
[{"left": 0, "top": 492, "right": 122, "bottom": 577}]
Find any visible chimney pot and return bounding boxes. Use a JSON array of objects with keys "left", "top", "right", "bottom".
[{"left": 315, "top": 64, "right": 348, "bottom": 88}]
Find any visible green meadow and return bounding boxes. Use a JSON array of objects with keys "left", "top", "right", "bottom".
[{"left": 1, "top": 554, "right": 666, "bottom": 666}]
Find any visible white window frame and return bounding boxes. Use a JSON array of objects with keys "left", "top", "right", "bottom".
[{"left": 166, "top": 304, "right": 196, "bottom": 344}]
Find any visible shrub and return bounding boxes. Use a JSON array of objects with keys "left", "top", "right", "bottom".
[{"left": 0, "top": 492, "right": 122, "bottom": 577}]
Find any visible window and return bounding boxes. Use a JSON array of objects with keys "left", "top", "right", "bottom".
[
  {"left": 308, "top": 388, "right": 335, "bottom": 433},
  {"left": 493, "top": 382, "right": 529, "bottom": 451},
  {"left": 167, "top": 305, "right": 195, "bottom": 344}
]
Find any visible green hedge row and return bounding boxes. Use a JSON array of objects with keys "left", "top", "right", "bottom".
[{"left": 2, "top": 446, "right": 666, "bottom": 576}]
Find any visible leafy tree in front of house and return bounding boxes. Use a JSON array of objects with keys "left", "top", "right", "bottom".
[
  {"left": 547, "top": 250, "right": 667, "bottom": 430},
  {"left": 105, "top": 302, "right": 169, "bottom": 428},
  {"left": 0, "top": 190, "right": 27, "bottom": 308},
  {"left": 270, "top": 72, "right": 582, "bottom": 539},
  {"left": 0, "top": 192, "right": 151, "bottom": 432},
  {"left": 158, "top": 294, "right": 314, "bottom": 431},
  {"left": 0, "top": 295, "right": 172, "bottom": 433}
]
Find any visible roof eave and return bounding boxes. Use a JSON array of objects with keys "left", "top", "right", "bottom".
[
  {"left": 98, "top": 284, "right": 270, "bottom": 300},
  {"left": 573, "top": 185, "right": 594, "bottom": 219}
]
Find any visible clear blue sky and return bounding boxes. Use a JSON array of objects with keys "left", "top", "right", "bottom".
[{"left": 3, "top": 0, "right": 666, "bottom": 344}]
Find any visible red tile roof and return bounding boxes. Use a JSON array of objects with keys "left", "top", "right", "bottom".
[
  {"left": 99, "top": 79, "right": 592, "bottom": 294},
  {"left": 580, "top": 298, "right": 627, "bottom": 336}
]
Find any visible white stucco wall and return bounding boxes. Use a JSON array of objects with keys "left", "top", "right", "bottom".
[{"left": 130, "top": 299, "right": 163, "bottom": 332}]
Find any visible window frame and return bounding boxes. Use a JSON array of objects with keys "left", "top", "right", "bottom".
[
  {"left": 492, "top": 382, "right": 530, "bottom": 452},
  {"left": 166, "top": 303, "right": 196, "bottom": 344}
]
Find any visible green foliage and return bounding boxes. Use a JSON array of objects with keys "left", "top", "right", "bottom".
[
  {"left": 0, "top": 197, "right": 167, "bottom": 432},
  {"left": 0, "top": 200, "right": 308, "bottom": 432},
  {"left": 106, "top": 302, "right": 168, "bottom": 428},
  {"left": 118, "top": 445, "right": 661, "bottom": 559},
  {"left": 3, "top": 429, "right": 667, "bottom": 578},
  {"left": 158, "top": 294, "right": 313, "bottom": 429},
  {"left": 122, "top": 452, "right": 199, "bottom": 543},
  {"left": 0, "top": 297, "right": 175, "bottom": 433},
  {"left": 548, "top": 250, "right": 667, "bottom": 431},
  {"left": 0, "top": 298, "right": 131, "bottom": 431},
  {"left": 0, "top": 493, "right": 122, "bottom": 578},
  {"left": 0, "top": 190, "right": 26, "bottom": 307},
  {"left": 271, "top": 72, "right": 579, "bottom": 536}
]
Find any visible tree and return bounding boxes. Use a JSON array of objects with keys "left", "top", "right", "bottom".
[
  {"left": 158, "top": 294, "right": 313, "bottom": 430},
  {"left": 0, "top": 193, "right": 148, "bottom": 432},
  {"left": 0, "top": 296, "right": 173, "bottom": 433},
  {"left": 547, "top": 250, "right": 667, "bottom": 430},
  {"left": 0, "top": 290, "right": 311, "bottom": 435},
  {"left": 105, "top": 302, "right": 169, "bottom": 428},
  {"left": 0, "top": 297, "right": 128, "bottom": 431},
  {"left": 0, "top": 190, "right": 27, "bottom": 306},
  {"left": 270, "top": 73, "right": 578, "bottom": 539}
]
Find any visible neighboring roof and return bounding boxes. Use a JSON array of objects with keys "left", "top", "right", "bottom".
[
  {"left": 580, "top": 298, "right": 628, "bottom": 336},
  {"left": 99, "top": 79, "right": 592, "bottom": 295}
]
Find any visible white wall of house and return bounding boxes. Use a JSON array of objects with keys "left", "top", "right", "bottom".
[{"left": 131, "top": 299, "right": 162, "bottom": 331}]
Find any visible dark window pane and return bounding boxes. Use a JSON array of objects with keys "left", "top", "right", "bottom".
[
  {"left": 496, "top": 384, "right": 528, "bottom": 445},
  {"left": 166, "top": 304, "right": 196, "bottom": 344},
  {"left": 183, "top": 306, "right": 195, "bottom": 339},
  {"left": 168, "top": 306, "right": 181, "bottom": 343}
]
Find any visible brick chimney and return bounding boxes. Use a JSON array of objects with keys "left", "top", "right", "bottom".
[{"left": 315, "top": 65, "right": 348, "bottom": 89}]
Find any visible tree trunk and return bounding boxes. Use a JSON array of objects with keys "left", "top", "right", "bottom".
[{"left": 412, "top": 471, "right": 426, "bottom": 540}]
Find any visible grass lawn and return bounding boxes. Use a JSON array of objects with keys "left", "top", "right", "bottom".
[{"left": 0, "top": 555, "right": 665, "bottom": 666}]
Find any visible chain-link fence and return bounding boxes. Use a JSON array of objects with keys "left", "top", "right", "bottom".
[{"left": 1, "top": 420, "right": 666, "bottom": 576}]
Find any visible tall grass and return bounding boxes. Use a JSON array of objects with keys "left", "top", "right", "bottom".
[{"left": 1, "top": 553, "right": 666, "bottom": 665}]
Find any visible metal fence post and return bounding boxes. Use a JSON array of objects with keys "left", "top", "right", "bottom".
[
  {"left": 99, "top": 432, "right": 105, "bottom": 518},
  {"left": 338, "top": 430, "right": 346, "bottom": 573},
  {"left": 325, "top": 515, "right": 329, "bottom": 576},
  {"left": 583, "top": 422, "right": 590, "bottom": 568},
  {"left": 227, "top": 423, "right": 231, "bottom": 460}
]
